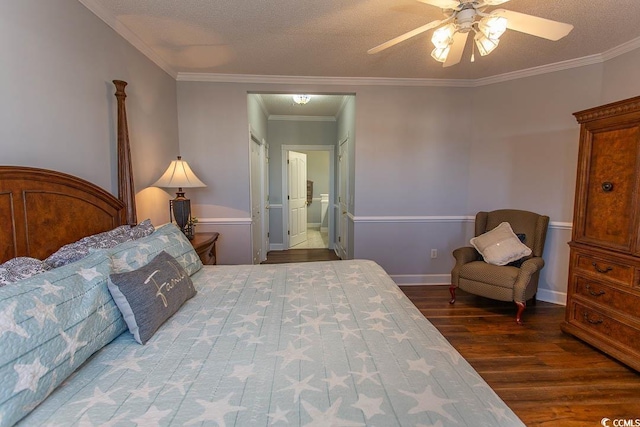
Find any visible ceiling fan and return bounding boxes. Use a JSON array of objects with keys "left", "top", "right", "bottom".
[{"left": 368, "top": 0, "right": 574, "bottom": 67}]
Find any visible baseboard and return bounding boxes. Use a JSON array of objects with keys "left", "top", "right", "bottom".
[
  {"left": 536, "top": 288, "right": 567, "bottom": 306},
  {"left": 320, "top": 226, "right": 328, "bottom": 232},
  {"left": 391, "top": 274, "right": 568, "bottom": 306},
  {"left": 269, "top": 243, "right": 284, "bottom": 251},
  {"left": 391, "top": 274, "right": 451, "bottom": 286},
  {"left": 307, "top": 223, "right": 321, "bottom": 228}
]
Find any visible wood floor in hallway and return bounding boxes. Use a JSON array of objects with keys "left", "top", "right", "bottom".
[{"left": 262, "top": 248, "right": 340, "bottom": 264}]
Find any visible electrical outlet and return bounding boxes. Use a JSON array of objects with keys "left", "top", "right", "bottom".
[{"left": 431, "top": 249, "right": 438, "bottom": 259}]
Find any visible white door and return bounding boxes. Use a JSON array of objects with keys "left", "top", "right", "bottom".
[
  {"left": 337, "top": 138, "right": 349, "bottom": 259},
  {"left": 288, "top": 151, "right": 307, "bottom": 247},
  {"left": 250, "top": 136, "right": 263, "bottom": 264},
  {"left": 262, "top": 142, "right": 270, "bottom": 260}
]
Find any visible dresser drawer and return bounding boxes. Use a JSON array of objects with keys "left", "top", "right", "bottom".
[
  {"left": 568, "top": 302, "right": 640, "bottom": 352},
  {"left": 573, "top": 251, "right": 634, "bottom": 287},
  {"left": 572, "top": 276, "right": 640, "bottom": 318}
]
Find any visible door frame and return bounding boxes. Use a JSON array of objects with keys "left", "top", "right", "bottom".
[
  {"left": 282, "top": 144, "right": 335, "bottom": 250},
  {"left": 249, "top": 127, "right": 269, "bottom": 263},
  {"left": 336, "top": 135, "right": 349, "bottom": 259}
]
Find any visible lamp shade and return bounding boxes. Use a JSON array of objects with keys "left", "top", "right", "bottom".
[{"left": 152, "top": 156, "right": 206, "bottom": 189}]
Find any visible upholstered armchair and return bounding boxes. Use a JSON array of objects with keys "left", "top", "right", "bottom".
[{"left": 450, "top": 209, "right": 549, "bottom": 324}]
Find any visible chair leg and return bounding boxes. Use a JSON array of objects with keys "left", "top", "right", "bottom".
[
  {"left": 449, "top": 285, "right": 456, "bottom": 304},
  {"left": 515, "top": 301, "right": 526, "bottom": 325}
]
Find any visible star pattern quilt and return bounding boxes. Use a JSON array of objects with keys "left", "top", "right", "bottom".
[{"left": 16, "top": 260, "right": 523, "bottom": 426}]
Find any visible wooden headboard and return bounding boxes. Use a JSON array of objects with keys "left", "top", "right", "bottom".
[{"left": 0, "top": 80, "right": 137, "bottom": 263}]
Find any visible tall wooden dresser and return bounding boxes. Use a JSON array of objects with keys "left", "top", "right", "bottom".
[{"left": 562, "top": 95, "right": 640, "bottom": 372}]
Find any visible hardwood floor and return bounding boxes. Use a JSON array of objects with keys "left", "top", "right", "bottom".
[
  {"left": 401, "top": 285, "right": 640, "bottom": 427},
  {"left": 262, "top": 248, "right": 340, "bottom": 264}
]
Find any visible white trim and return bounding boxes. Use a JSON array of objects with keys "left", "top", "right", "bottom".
[
  {"left": 536, "top": 288, "right": 567, "bottom": 306},
  {"left": 77, "top": 0, "right": 177, "bottom": 78},
  {"left": 353, "top": 215, "right": 474, "bottom": 223},
  {"left": 473, "top": 54, "right": 603, "bottom": 87},
  {"left": 350, "top": 215, "right": 572, "bottom": 229},
  {"left": 269, "top": 115, "right": 336, "bottom": 122},
  {"left": 178, "top": 73, "right": 475, "bottom": 87},
  {"left": 269, "top": 204, "right": 283, "bottom": 209},
  {"left": 176, "top": 36, "right": 640, "bottom": 87},
  {"left": 601, "top": 36, "right": 640, "bottom": 62},
  {"left": 197, "top": 217, "right": 252, "bottom": 225},
  {"left": 269, "top": 243, "right": 285, "bottom": 251},
  {"left": 392, "top": 274, "right": 451, "bottom": 286},
  {"left": 550, "top": 222, "right": 572, "bottom": 230}
]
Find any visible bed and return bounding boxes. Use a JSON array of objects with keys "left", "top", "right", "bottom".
[{"left": 0, "top": 82, "right": 524, "bottom": 427}]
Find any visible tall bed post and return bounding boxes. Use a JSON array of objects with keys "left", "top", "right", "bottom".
[{"left": 113, "top": 80, "right": 137, "bottom": 225}]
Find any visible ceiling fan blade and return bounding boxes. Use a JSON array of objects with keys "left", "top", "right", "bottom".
[
  {"left": 368, "top": 19, "right": 444, "bottom": 54},
  {"left": 443, "top": 31, "right": 468, "bottom": 67},
  {"left": 493, "top": 9, "right": 573, "bottom": 41},
  {"left": 481, "top": 0, "right": 511, "bottom": 5},
  {"left": 415, "top": 0, "right": 460, "bottom": 9}
]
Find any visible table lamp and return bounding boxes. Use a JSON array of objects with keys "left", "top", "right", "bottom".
[{"left": 153, "top": 156, "right": 206, "bottom": 239}]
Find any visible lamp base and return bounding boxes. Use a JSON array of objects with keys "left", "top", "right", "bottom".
[{"left": 169, "top": 197, "right": 195, "bottom": 239}]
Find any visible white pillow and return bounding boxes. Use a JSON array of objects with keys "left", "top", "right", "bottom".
[{"left": 470, "top": 222, "right": 532, "bottom": 266}]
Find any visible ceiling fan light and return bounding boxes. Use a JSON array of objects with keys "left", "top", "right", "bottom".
[
  {"left": 292, "top": 94, "right": 311, "bottom": 105},
  {"left": 479, "top": 15, "right": 507, "bottom": 40},
  {"left": 431, "top": 24, "right": 455, "bottom": 49},
  {"left": 474, "top": 32, "right": 499, "bottom": 56},
  {"left": 431, "top": 46, "right": 450, "bottom": 63}
]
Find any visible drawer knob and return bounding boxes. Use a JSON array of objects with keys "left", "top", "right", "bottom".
[
  {"left": 601, "top": 181, "right": 614, "bottom": 192},
  {"left": 585, "top": 284, "right": 605, "bottom": 297},
  {"left": 591, "top": 262, "right": 613, "bottom": 274},
  {"left": 583, "top": 312, "right": 604, "bottom": 325}
]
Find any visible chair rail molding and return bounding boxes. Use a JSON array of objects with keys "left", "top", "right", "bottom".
[
  {"left": 351, "top": 215, "right": 571, "bottom": 229},
  {"left": 198, "top": 217, "right": 252, "bottom": 225}
]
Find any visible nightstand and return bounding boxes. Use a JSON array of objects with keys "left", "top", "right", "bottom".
[{"left": 190, "top": 232, "right": 219, "bottom": 265}]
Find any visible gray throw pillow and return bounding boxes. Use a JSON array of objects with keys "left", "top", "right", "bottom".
[{"left": 107, "top": 251, "right": 196, "bottom": 344}]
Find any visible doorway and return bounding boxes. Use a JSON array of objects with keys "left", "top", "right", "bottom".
[
  {"left": 282, "top": 145, "right": 335, "bottom": 250},
  {"left": 250, "top": 128, "right": 269, "bottom": 264}
]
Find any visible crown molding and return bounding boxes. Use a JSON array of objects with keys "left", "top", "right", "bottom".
[
  {"left": 177, "top": 36, "right": 640, "bottom": 87},
  {"left": 77, "top": 0, "right": 177, "bottom": 79},
  {"left": 82, "top": 1, "right": 640, "bottom": 88},
  {"left": 177, "top": 72, "right": 476, "bottom": 87},
  {"left": 472, "top": 53, "right": 604, "bottom": 87},
  {"left": 268, "top": 115, "right": 336, "bottom": 122},
  {"left": 601, "top": 36, "right": 640, "bottom": 62}
]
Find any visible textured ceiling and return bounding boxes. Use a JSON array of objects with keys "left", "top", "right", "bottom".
[{"left": 87, "top": 0, "right": 640, "bottom": 80}]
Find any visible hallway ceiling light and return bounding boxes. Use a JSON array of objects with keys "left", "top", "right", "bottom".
[{"left": 293, "top": 94, "right": 311, "bottom": 105}]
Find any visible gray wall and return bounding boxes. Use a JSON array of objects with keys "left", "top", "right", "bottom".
[
  {"left": 175, "top": 47, "right": 640, "bottom": 303},
  {"left": 0, "top": 0, "right": 179, "bottom": 226},
  {"left": 9, "top": 0, "right": 640, "bottom": 305}
]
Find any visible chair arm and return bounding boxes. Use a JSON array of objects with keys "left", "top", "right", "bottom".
[
  {"left": 451, "top": 247, "right": 480, "bottom": 287},
  {"left": 513, "top": 257, "right": 545, "bottom": 303}
]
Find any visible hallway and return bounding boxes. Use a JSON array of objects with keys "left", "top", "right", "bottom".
[{"left": 290, "top": 226, "right": 329, "bottom": 249}]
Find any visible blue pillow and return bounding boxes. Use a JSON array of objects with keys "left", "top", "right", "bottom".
[{"left": 0, "top": 251, "right": 126, "bottom": 427}]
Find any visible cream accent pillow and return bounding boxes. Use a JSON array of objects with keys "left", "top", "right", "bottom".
[{"left": 470, "top": 222, "right": 532, "bottom": 266}]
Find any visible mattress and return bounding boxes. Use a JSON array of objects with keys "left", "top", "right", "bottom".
[{"left": 18, "top": 260, "right": 523, "bottom": 426}]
